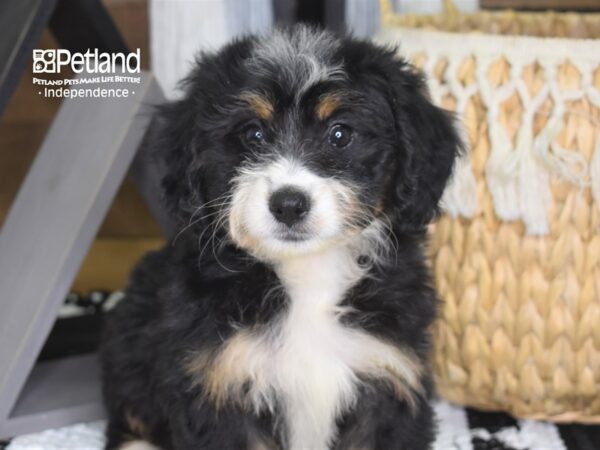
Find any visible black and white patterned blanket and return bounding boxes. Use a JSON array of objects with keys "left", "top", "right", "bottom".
[
  {"left": 438, "top": 401, "right": 599, "bottom": 450},
  {"left": 4, "top": 401, "right": 598, "bottom": 450}
]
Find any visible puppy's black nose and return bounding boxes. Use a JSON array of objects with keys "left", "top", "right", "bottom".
[{"left": 269, "top": 187, "right": 310, "bottom": 227}]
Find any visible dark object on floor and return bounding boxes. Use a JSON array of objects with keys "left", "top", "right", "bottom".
[{"left": 38, "top": 291, "right": 111, "bottom": 362}]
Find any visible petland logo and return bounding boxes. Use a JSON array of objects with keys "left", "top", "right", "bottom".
[
  {"left": 33, "top": 49, "right": 141, "bottom": 74},
  {"left": 32, "top": 48, "right": 142, "bottom": 99}
]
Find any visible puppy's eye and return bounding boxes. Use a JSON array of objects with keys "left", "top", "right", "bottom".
[
  {"left": 328, "top": 124, "right": 353, "bottom": 148},
  {"left": 243, "top": 125, "right": 265, "bottom": 146}
]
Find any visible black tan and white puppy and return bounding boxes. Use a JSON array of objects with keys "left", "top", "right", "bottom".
[{"left": 101, "top": 26, "right": 460, "bottom": 450}]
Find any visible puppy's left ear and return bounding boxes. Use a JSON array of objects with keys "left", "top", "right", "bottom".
[{"left": 383, "top": 55, "right": 462, "bottom": 232}]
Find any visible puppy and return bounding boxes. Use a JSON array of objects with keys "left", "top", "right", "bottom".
[{"left": 101, "top": 26, "right": 460, "bottom": 450}]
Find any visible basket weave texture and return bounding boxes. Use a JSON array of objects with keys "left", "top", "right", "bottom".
[{"left": 379, "top": 0, "right": 600, "bottom": 422}]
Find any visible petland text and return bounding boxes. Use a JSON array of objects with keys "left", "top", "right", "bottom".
[{"left": 33, "top": 49, "right": 141, "bottom": 74}]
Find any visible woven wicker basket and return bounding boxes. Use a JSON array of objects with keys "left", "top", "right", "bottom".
[{"left": 378, "top": 0, "right": 600, "bottom": 422}]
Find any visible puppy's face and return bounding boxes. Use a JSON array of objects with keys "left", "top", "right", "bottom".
[{"left": 160, "top": 27, "right": 460, "bottom": 261}]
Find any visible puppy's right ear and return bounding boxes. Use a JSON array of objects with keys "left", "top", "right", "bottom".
[{"left": 151, "top": 37, "right": 256, "bottom": 228}]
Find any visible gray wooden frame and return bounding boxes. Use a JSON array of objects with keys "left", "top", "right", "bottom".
[{"left": 0, "top": 71, "right": 165, "bottom": 439}]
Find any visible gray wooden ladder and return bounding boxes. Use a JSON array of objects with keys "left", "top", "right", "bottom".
[{"left": 0, "top": 72, "right": 166, "bottom": 439}]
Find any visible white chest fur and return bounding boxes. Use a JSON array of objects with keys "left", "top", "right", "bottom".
[
  {"left": 271, "top": 247, "right": 366, "bottom": 450},
  {"left": 192, "top": 247, "right": 422, "bottom": 450}
]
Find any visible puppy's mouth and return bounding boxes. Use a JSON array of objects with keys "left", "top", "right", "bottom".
[{"left": 273, "top": 227, "right": 312, "bottom": 242}]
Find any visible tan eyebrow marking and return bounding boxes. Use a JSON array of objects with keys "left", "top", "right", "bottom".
[
  {"left": 238, "top": 91, "right": 274, "bottom": 120},
  {"left": 316, "top": 92, "right": 343, "bottom": 120}
]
